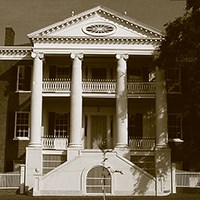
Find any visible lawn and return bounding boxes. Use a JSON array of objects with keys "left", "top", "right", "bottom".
[{"left": 1, "top": 194, "right": 200, "bottom": 200}]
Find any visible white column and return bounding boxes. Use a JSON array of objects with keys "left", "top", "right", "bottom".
[
  {"left": 26, "top": 52, "right": 43, "bottom": 189},
  {"left": 69, "top": 53, "right": 83, "bottom": 148},
  {"left": 29, "top": 52, "right": 43, "bottom": 147},
  {"left": 115, "top": 54, "right": 129, "bottom": 148},
  {"left": 155, "top": 66, "right": 168, "bottom": 147}
]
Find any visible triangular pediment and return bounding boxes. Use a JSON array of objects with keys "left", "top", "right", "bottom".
[{"left": 28, "top": 6, "right": 163, "bottom": 41}]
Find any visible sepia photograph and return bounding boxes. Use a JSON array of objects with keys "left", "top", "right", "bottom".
[{"left": 0, "top": 0, "right": 200, "bottom": 199}]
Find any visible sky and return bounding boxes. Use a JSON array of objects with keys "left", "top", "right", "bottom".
[{"left": 0, "top": 0, "right": 186, "bottom": 45}]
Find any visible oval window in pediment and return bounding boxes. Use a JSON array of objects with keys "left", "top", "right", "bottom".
[{"left": 82, "top": 22, "right": 116, "bottom": 37}]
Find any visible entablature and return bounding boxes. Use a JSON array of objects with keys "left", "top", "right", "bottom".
[{"left": 0, "top": 46, "right": 32, "bottom": 60}]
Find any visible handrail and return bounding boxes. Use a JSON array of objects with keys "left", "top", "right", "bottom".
[{"left": 129, "top": 137, "right": 156, "bottom": 150}]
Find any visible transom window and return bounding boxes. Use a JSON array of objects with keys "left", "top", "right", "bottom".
[
  {"left": 86, "top": 166, "right": 111, "bottom": 194},
  {"left": 168, "top": 113, "right": 182, "bottom": 139},
  {"left": 14, "top": 112, "right": 30, "bottom": 139}
]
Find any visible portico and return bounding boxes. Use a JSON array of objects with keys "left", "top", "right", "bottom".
[{"left": 24, "top": 5, "right": 171, "bottom": 196}]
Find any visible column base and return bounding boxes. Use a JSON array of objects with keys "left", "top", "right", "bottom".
[
  {"left": 67, "top": 147, "right": 82, "bottom": 161},
  {"left": 155, "top": 146, "right": 171, "bottom": 195},
  {"left": 114, "top": 144, "right": 130, "bottom": 159},
  {"left": 68, "top": 143, "right": 83, "bottom": 149},
  {"left": 25, "top": 146, "right": 42, "bottom": 191},
  {"left": 28, "top": 143, "right": 42, "bottom": 148}
]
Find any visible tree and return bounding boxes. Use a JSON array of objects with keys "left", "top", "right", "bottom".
[{"left": 156, "top": 0, "right": 200, "bottom": 170}]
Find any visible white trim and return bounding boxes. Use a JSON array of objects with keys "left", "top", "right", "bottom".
[
  {"left": 82, "top": 22, "right": 117, "bottom": 37},
  {"left": 14, "top": 111, "right": 30, "bottom": 139},
  {"left": 13, "top": 137, "right": 29, "bottom": 141},
  {"left": 27, "top": 6, "right": 162, "bottom": 39},
  {"left": 82, "top": 164, "right": 113, "bottom": 195}
]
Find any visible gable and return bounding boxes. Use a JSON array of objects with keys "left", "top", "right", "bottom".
[
  {"left": 28, "top": 6, "right": 163, "bottom": 41},
  {"left": 47, "top": 15, "right": 147, "bottom": 38}
]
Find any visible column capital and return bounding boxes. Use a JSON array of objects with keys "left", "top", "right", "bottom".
[
  {"left": 31, "top": 52, "right": 44, "bottom": 60},
  {"left": 116, "top": 54, "right": 129, "bottom": 60},
  {"left": 70, "top": 53, "right": 83, "bottom": 60}
]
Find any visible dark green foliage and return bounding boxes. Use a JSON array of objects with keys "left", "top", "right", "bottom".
[{"left": 157, "top": 0, "right": 200, "bottom": 170}]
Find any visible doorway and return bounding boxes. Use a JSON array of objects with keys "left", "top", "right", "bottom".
[{"left": 91, "top": 115, "right": 107, "bottom": 149}]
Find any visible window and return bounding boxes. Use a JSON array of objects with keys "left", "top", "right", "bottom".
[
  {"left": 168, "top": 113, "right": 182, "bottom": 139},
  {"left": 167, "top": 68, "right": 181, "bottom": 93},
  {"left": 49, "top": 65, "right": 71, "bottom": 80},
  {"left": 14, "top": 112, "right": 30, "bottom": 139},
  {"left": 16, "top": 65, "right": 31, "bottom": 91},
  {"left": 91, "top": 68, "right": 107, "bottom": 79},
  {"left": 56, "top": 66, "right": 70, "bottom": 79},
  {"left": 48, "top": 112, "right": 70, "bottom": 137},
  {"left": 129, "top": 113, "right": 143, "bottom": 138},
  {"left": 86, "top": 166, "right": 111, "bottom": 194}
]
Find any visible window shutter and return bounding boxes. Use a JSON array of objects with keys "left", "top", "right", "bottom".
[
  {"left": 48, "top": 112, "right": 55, "bottom": 136},
  {"left": 49, "top": 65, "right": 56, "bottom": 79},
  {"left": 25, "top": 65, "right": 31, "bottom": 90},
  {"left": 135, "top": 113, "right": 143, "bottom": 137}
]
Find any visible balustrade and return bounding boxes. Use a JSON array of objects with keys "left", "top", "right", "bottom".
[
  {"left": 42, "top": 136, "right": 69, "bottom": 150},
  {"left": 82, "top": 79, "right": 116, "bottom": 93},
  {"left": 42, "top": 79, "right": 70, "bottom": 92},
  {"left": 129, "top": 137, "right": 155, "bottom": 150},
  {"left": 42, "top": 79, "right": 156, "bottom": 94},
  {"left": 127, "top": 81, "right": 156, "bottom": 94}
]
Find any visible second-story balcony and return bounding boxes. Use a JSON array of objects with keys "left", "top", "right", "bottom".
[{"left": 42, "top": 78, "right": 156, "bottom": 96}]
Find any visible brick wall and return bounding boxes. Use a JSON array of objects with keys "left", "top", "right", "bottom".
[{"left": 0, "top": 60, "right": 32, "bottom": 172}]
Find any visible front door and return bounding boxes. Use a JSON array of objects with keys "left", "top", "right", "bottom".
[{"left": 91, "top": 115, "right": 107, "bottom": 149}]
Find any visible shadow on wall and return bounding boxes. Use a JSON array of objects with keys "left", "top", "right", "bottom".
[
  {"left": 0, "top": 60, "right": 31, "bottom": 172},
  {"left": 131, "top": 147, "right": 171, "bottom": 195}
]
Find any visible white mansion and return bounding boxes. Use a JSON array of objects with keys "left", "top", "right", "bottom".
[{"left": 0, "top": 6, "right": 176, "bottom": 196}]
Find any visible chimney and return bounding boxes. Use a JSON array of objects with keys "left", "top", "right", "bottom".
[{"left": 4, "top": 27, "right": 15, "bottom": 46}]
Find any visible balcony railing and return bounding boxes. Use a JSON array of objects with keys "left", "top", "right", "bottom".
[
  {"left": 129, "top": 137, "right": 156, "bottom": 150},
  {"left": 42, "top": 136, "right": 69, "bottom": 150},
  {"left": 42, "top": 136, "right": 155, "bottom": 150},
  {"left": 43, "top": 79, "right": 70, "bottom": 92},
  {"left": 82, "top": 79, "right": 116, "bottom": 93},
  {"left": 42, "top": 78, "right": 156, "bottom": 94},
  {"left": 127, "top": 81, "right": 156, "bottom": 94}
]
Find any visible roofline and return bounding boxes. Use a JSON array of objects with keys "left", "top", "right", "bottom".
[{"left": 27, "top": 5, "right": 163, "bottom": 39}]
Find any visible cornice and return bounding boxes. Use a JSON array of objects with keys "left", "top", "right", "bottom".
[
  {"left": 0, "top": 46, "right": 32, "bottom": 60},
  {"left": 28, "top": 6, "right": 163, "bottom": 40},
  {"left": 31, "top": 36, "right": 163, "bottom": 45}
]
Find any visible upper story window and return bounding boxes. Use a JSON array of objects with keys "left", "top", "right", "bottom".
[
  {"left": 91, "top": 67, "right": 107, "bottom": 80},
  {"left": 167, "top": 68, "right": 181, "bottom": 93},
  {"left": 128, "top": 68, "right": 149, "bottom": 82},
  {"left": 16, "top": 65, "right": 31, "bottom": 91},
  {"left": 168, "top": 113, "right": 182, "bottom": 141},
  {"left": 56, "top": 66, "right": 70, "bottom": 79},
  {"left": 49, "top": 65, "right": 71, "bottom": 80},
  {"left": 14, "top": 112, "right": 30, "bottom": 140}
]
